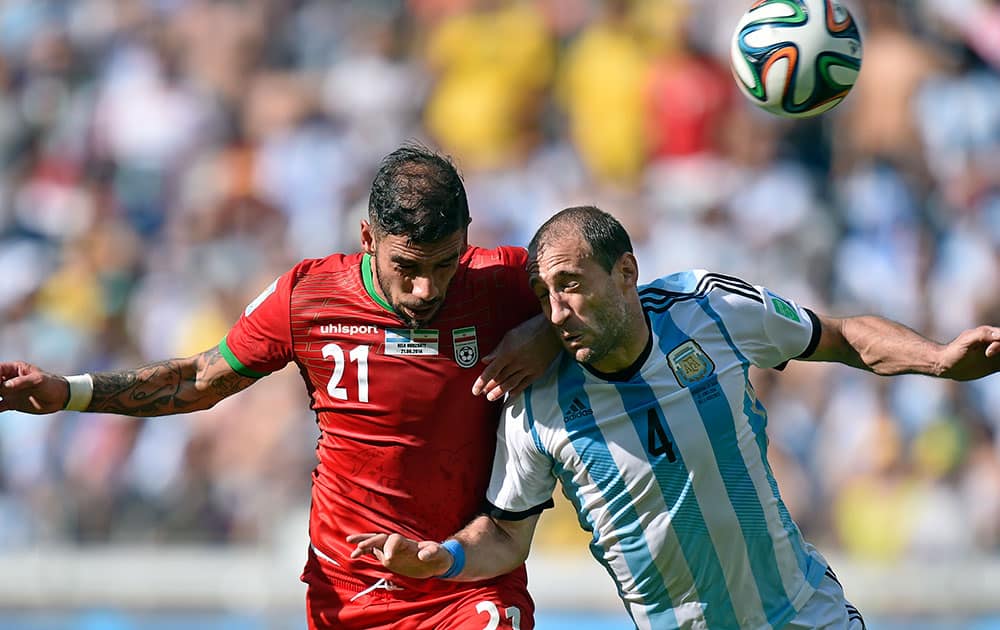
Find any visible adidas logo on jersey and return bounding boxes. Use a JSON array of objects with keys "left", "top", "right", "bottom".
[
  {"left": 320, "top": 323, "right": 378, "bottom": 336},
  {"left": 563, "top": 398, "right": 593, "bottom": 423}
]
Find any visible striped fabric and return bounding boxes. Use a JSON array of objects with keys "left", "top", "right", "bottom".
[{"left": 488, "top": 270, "right": 827, "bottom": 629}]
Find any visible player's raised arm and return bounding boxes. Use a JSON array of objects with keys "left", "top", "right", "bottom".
[
  {"left": 347, "top": 513, "right": 540, "bottom": 582},
  {"left": 0, "top": 346, "right": 257, "bottom": 417},
  {"left": 800, "top": 314, "right": 1000, "bottom": 380}
]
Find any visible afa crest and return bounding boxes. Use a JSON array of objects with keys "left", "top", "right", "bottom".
[{"left": 667, "top": 340, "right": 715, "bottom": 388}]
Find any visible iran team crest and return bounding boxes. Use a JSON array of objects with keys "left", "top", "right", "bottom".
[
  {"left": 667, "top": 340, "right": 715, "bottom": 388},
  {"left": 452, "top": 326, "right": 479, "bottom": 368}
]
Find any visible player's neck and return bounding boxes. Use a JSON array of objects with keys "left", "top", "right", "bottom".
[{"left": 588, "top": 309, "right": 651, "bottom": 375}]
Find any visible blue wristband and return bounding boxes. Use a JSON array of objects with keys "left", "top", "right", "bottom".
[{"left": 438, "top": 539, "right": 466, "bottom": 579}]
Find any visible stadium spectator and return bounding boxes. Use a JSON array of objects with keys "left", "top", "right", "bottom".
[
  {"left": 644, "top": 33, "right": 734, "bottom": 160},
  {"left": 555, "top": 0, "right": 649, "bottom": 185},
  {"left": 422, "top": 0, "right": 555, "bottom": 170}
]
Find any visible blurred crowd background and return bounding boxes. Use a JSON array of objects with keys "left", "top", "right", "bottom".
[{"left": 0, "top": 0, "right": 998, "bottom": 570}]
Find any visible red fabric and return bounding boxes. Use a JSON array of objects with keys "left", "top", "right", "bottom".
[{"left": 303, "top": 547, "right": 534, "bottom": 629}]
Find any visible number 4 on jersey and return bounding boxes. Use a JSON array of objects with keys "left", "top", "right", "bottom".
[{"left": 646, "top": 408, "right": 676, "bottom": 462}]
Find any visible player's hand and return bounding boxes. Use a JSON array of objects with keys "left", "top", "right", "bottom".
[
  {"left": 0, "top": 362, "right": 69, "bottom": 414},
  {"left": 936, "top": 326, "right": 1000, "bottom": 381},
  {"left": 346, "top": 533, "right": 453, "bottom": 579},
  {"left": 473, "top": 314, "right": 561, "bottom": 401}
]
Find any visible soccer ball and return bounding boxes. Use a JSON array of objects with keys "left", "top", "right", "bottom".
[{"left": 730, "top": 0, "right": 862, "bottom": 118}]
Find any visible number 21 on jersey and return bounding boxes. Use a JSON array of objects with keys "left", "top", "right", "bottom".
[
  {"left": 322, "top": 343, "right": 369, "bottom": 402},
  {"left": 476, "top": 602, "right": 521, "bottom": 629}
]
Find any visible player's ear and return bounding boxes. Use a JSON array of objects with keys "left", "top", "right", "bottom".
[
  {"left": 361, "top": 221, "right": 376, "bottom": 255},
  {"left": 616, "top": 253, "right": 639, "bottom": 288}
]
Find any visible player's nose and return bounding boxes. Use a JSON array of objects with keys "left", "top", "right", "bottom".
[
  {"left": 410, "top": 275, "right": 439, "bottom": 301},
  {"left": 548, "top": 295, "right": 570, "bottom": 325}
]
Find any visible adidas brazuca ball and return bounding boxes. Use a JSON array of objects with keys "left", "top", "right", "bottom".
[{"left": 730, "top": 0, "right": 862, "bottom": 118}]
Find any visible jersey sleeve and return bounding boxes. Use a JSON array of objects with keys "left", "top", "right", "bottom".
[
  {"left": 496, "top": 246, "right": 543, "bottom": 329},
  {"left": 220, "top": 268, "right": 297, "bottom": 377},
  {"left": 701, "top": 273, "right": 821, "bottom": 369},
  {"left": 485, "top": 393, "right": 557, "bottom": 520}
]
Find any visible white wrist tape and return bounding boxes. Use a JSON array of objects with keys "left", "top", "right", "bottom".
[{"left": 64, "top": 374, "right": 94, "bottom": 411}]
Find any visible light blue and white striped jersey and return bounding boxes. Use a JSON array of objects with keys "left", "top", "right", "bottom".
[{"left": 487, "top": 270, "right": 828, "bottom": 630}]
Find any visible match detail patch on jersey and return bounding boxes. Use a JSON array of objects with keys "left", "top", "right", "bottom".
[
  {"left": 244, "top": 279, "right": 277, "bottom": 317},
  {"left": 452, "top": 326, "right": 479, "bottom": 368},
  {"left": 667, "top": 340, "right": 716, "bottom": 388},
  {"left": 766, "top": 290, "right": 801, "bottom": 323},
  {"left": 385, "top": 329, "right": 439, "bottom": 356}
]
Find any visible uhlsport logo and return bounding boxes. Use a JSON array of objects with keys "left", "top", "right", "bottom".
[
  {"left": 320, "top": 323, "right": 379, "bottom": 336},
  {"left": 563, "top": 397, "right": 593, "bottom": 423},
  {"left": 452, "top": 326, "right": 479, "bottom": 368}
]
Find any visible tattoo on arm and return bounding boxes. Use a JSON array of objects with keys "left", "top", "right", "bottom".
[{"left": 89, "top": 348, "right": 257, "bottom": 416}]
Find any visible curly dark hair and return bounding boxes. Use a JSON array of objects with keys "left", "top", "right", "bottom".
[{"left": 367, "top": 143, "right": 470, "bottom": 243}]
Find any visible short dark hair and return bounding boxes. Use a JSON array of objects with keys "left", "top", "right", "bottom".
[
  {"left": 368, "top": 143, "right": 471, "bottom": 243},
  {"left": 529, "top": 206, "right": 633, "bottom": 273}
]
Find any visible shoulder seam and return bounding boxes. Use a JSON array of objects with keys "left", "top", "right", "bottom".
[{"left": 641, "top": 273, "right": 762, "bottom": 313}]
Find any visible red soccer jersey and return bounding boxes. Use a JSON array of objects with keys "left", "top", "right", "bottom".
[{"left": 221, "top": 245, "right": 539, "bottom": 588}]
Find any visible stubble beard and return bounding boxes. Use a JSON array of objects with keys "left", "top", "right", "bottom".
[
  {"left": 378, "top": 273, "right": 432, "bottom": 329},
  {"left": 574, "top": 299, "right": 630, "bottom": 367}
]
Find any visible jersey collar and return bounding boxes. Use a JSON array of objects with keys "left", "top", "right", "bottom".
[{"left": 361, "top": 253, "right": 395, "bottom": 313}]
